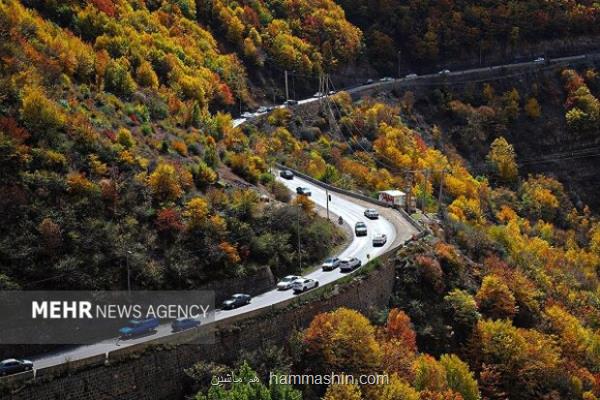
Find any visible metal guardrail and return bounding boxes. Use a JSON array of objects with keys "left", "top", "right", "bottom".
[{"left": 275, "top": 163, "right": 426, "bottom": 234}]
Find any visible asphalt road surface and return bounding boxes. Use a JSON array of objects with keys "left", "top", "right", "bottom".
[{"left": 29, "top": 172, "right": 408, "bottom": 370}]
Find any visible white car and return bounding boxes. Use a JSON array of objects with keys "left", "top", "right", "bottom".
[
  {"left": 256, "top": 106, "right": 268, "bottom": 114},
  {"left": 405, "top": 73, "right": 418, "bottom": 79},
  {"left": 372, "top": 233, "right": 387, "bottom": 247},
  {"left": 534, "top": 57, "right": 545, "bottom": 64},
  {"left": 277, "top": 275, "right": 301, "bottom": 290},
  {"left": 241, "top": 111, "right": 254, "bottom": 118},
  {"left": 292, "top": 278, "right": 319, "bottom": 294},
  {"left": 364, "top": 209, "right": 379, "bottom": 219},
  {"left": 438, "top": 69, "right": 451, "bottom": 75},
  {"left": 313, "top": 92, "right": 324, "bottom": 98},
  {"left": 380, "top": 77, "right": 394, "bottom": 82},
  {"left": 328, "top": 90, "right": 336, "bottom": 95},
  {"left": 340, "top": 257, "right": 361, "bottom": 272}
]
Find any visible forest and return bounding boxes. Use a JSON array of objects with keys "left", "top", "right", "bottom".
[{"left": 0, "top": 1, "right": 599, "bottom": 399}]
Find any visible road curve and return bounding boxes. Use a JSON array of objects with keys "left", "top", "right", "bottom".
[{"left": 28, "top": 172, "right": 415, "bottom": 370}]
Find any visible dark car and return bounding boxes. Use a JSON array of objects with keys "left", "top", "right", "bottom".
[
  {"left": 0, "top": 359, "right": 33, "bottom": 376},
  {"left": 280, "top": 170, "right": 294, "bottom": 180},
  {"left": 296, "top": 187, "right": 312, "bottom": 196},
  {"left": 118, "top": 318, "right": 160, "bottom": 338},
  {"left": 222, "top": 294, "right": 251, "bottom": 310},
  {"left": 171, "top": 318, "right": 201, "bottom": 332},
  {"left": 355, "top": 221, "right": 368, "bottom": 236},
  {"left": 340, "top": 257, "right": 362, "bottom": 272}
]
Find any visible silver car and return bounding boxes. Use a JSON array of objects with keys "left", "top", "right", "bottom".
[
  {"left": 340, "top": 257, "right": 361, "bottom": 272},
  {"left": 321, "top": 257, "right": 341, "bottom": 271},
  {"left": 277, "top": 275, "right": 301, "bottom": 290},
  {"left": 372, "top": 233, "right": 387, "bottom": 247},
  {"left": 364, "top": 209, "right": 379, "bottom": 219}
]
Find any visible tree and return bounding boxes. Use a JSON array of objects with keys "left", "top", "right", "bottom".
[
  {"left": 440, "top": 354, "right": 480, "bottom": 400},
  {"left": 303, "top": 308, "right": 381, "bottom": 376},
  {"left": 136, "top": 61, "right": 159, "bottom": 89},
  {"left": 413, "top": 354, "right": 448, "bottom": 392},
  {"left": 185, "top": 197, "right": 210, "bottom": 230},
  {"left": 117, "top": 128, "right": 135, "bottom": 148},
  {"left": 372, "top": 374, "right": 419, "bottom": 400},
  {"left": 444, "top": 289, "right": 480, "bottom": 340},
  {"left": 38, "top": 218, "right": 62, "bottom": 257},
  {"left": 475, "top": 275, "right": 516, "bottom": 320},
  {"left": 148, "top": 163, "right": 183, "bottom": 202},
  {"left": 524, "top": 98, "right": 541, "bottom": 119},
  {"left": 384, "top": 309, "right": 417, "bottom": 352},
  {"left": 323, "top": 383, "right": 362, "bottom": 400},
  {"left": 20, "top": 86, "right": 66, "bottom": 143},
  {"left": 502, "top": 88, "right": 520, "bottom": 121},
  {"left": 486, "top": 137, "right": 518, "bottom": 185}
]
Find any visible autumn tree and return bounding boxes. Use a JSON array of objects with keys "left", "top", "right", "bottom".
[
  {"left": 148, "top": 163, "right": 184, "bottom": 202},
  {"left": 384, "top": 309, "right": 417, "bottom": 352},
  {"left": 475, "top": 275, "right": 517, "bottom": 321},
  {"left": 486, "top": 137, "right": 518, "bottom": 185},
  {"left": 323, "top": 383, "right": 362, "bottom": 400},
  {"left": 20, "top": 86, "right": 66, "bottom": 143},
  {"left": 413, "top": 355, "right": 448, "bottom": 392},
  {"left": 440, "top": 354, "right": 479, "bottom": 400},
  {"left": 303, "top": 308, "right": 381, "bottom": 376}
]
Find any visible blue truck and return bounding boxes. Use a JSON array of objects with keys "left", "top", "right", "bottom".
[{"left": 118, "top": 318, "right": 159, "bottom": 338}]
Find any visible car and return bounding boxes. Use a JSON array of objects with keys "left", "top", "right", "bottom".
[
  {"left": 171, "top": 318, "right": 201, "bottom": 332},
  {"left": 364, "top": 209, "right": 379, "bottom": 219},
  {"left": 355, "top": 221, "right": 368, "bottom": 236},
  {"left": 405, "top": 73, "right": 418, "bottom": 79},
  {"left": 222, "top": 293, "right": 251, "bottom": 310},
  {"left": 438, "top": 69, "right": 451, "bottom": 75},
  {"left": 280, "top": 169, "right": 294, "bottom": 180},
  {"left": 313, "top": 91, "right": 324, "bottom": 98},
  {"left": 340, "top": 257, "right": 361, "bottom": 272},
  {"left": 372, "top": 233, "right": 387, "bottom": 247},
  {"left": 266, "top": 106, "right": 275, "bottom": 112},
  {"left": 321, "top": 257, "right": 341, "bottom": 271},
  {"left": 534, "top": 57, "right": 545, "bottom": 64},
  {"left": 256, "top": 106, "right": 268, "bottom": 114},
  {"left": 283, "top": 99, "right": 298, "bottom": 106},
  {"left": 292, "top": 278, "right": 319, "bottom": 294},
  {"left": 380, "top": 77, "right": 394, "bottom": 82},
  {"left": 118, "top": 318, "right": 160, "bottom": 338},
  {"left": 296, "top": 187, "right": 311, "bottom": 196},
  {"left": 328, "top": 90, "right": 337, "bottom": 95},
  {"left": 277, "top": 275, "right": 301, "bottom": 290},
  {"left": 365, "top": 79, "right": 374, "bottom": 85},
  {"left": 0, "top": 359, "right": 33, "bottom": 376},
  {"left": 241, "top": 111, "right": 254, "bottom": 118}
]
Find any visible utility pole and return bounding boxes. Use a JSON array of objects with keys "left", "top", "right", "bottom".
[
  {"left": 438, "top": 170, "right": 446, "bottom": 218},
  {"left": 297, "top": 200, "right": 302, "bottom": 270},
  {"left": 397, "top": 50, "right": 402, "bottom": 78},
  {"left": 422, "top": 169, "right": 430, "bottom": 212},
  {"left": 404, "top": 171, "right": 413, "bottom": 213},
  {"left": 326, "top": 189, "right": 330, "bottom": 220},
  {"left": 126, "top": 250, "right": 132, "bottom": 296},
  {"left": 284, "top": 70, "right": 289, "bottom": 101}
]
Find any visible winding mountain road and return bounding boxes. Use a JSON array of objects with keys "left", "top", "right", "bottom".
[{"left": 28, "top": 171, "right": 416, "bottom": 370}]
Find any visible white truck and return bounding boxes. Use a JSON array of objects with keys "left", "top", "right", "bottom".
[{"left": 378, "top": 190, "right": 406, "bottom": 208}]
